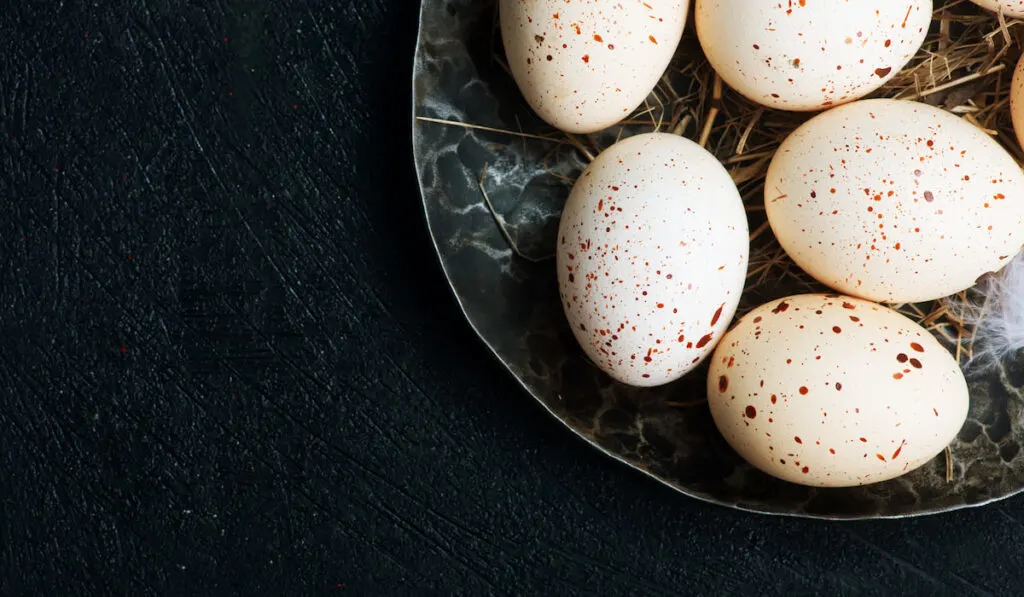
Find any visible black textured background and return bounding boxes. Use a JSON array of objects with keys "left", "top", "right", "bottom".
[{"left": 1, "top": 1, "right": 1023, "bottom": 595}]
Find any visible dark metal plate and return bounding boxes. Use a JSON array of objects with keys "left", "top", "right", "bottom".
[{"left": 411, "top": 0, "right": 1024, "bottom": 518}]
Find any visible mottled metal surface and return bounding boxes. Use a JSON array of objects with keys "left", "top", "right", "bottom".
[{"left": 411, "top": 0, "right": 1024, "bottom": 518}]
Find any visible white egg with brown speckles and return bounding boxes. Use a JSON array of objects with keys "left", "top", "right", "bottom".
[
  {"left": 969, "top": 0, "right": 1024, "bottom": 18},
  {"left": 708, "top": 294, "right": 968, "bottom": 488},
  {"left": 557, "top": 133, "right": 749, "bottom": 387},
  {"left": 500, "top": 0, "right": 687, "bottom": 134},
  {"left": 1012, "top": 54, "right": 1024, "bottom": 150},
  {"left": 766, "top": 98, "right": 1024, "bottom": 303},
  {"left": 695, "top": 0, "right": 931, "bottom": 111}
]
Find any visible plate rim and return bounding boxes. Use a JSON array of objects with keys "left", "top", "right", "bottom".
[{"left": 408, "top": 0, "right": 1024, "bottom": 521}]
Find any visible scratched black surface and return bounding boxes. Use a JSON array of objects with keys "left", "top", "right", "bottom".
[{"left": 0, "top": 1, "right": 1023, "bottom": 595}]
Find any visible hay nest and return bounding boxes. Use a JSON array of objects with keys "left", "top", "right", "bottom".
[{"left": 423, "top": 0, "right": 1024, "bottom": 366}]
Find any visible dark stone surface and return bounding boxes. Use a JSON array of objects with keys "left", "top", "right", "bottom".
[{"left": 2, "top": 0, "right": 1024, "bottom": 594}]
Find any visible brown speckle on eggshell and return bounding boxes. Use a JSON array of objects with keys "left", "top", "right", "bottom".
[{"left": 969, "top": 0, "right": 1024, "bottom": 19}]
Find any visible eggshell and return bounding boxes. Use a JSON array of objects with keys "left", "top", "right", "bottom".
[
  {"left": 557, "top": 133, "right": 749, "bottom": 387},
  {"left": 969, "top": 0, "right": 1024, "bottom": 18},
  {"left": 708, "top": 294, "right": 968, "bottom": 488},
  {"left": 766, "top": 98, "right": 1024, "bottom": 303},
  {"left": 499, "top": 0, "right": 687, "bottom": 134},
  {"left": 695, "top": 0, "right": 931, "bottom": 111},
  {"left": 1013, "top": 54, "right": 1024, "bottom": 150}
]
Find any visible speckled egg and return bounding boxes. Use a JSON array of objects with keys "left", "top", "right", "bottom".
[
  {"left": 695, "top": 0, "right": 931, "bottom": 111},
  {"left": 708, "top": 294, "right": 968, "bottom": 488},
  {"left": 1012, "top": 54, "right": 1024, "bottom": 149},
  {"left": 557, "top": 133, "right": 749, "bottom": 387},
  {"left": 766, "top": 98, "right": 1024, "bottom": 303},
  {"left": 500, "top": 0, "right": 687, "bottom": 134},
  {"left": 969, "top": 0, "right": 1024, "bottom": 18}
]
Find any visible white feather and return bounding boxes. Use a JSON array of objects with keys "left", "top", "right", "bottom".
[{"left": 943, "top": 251, "right": 1024, "bottom": 371}]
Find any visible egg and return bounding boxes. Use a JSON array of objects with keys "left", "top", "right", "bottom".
[
  {"left": 695, "top": 0, "right": 931, "bottom": 111},
  {"left": 499, "top": 0, "right": 687, "bottom": 134},
  {"left": 557, "top": 133, "right": 749, "bottom": 387},
  {"left": 766, "top": 98, "right": 1024, "bottom": 303},
  {"left": 708, "top": 294, "right": 968, "bottom": 488},
  {"left": 969, "top": 0, "right": 1024, "bottom": 18},
  {"left": 1012, "top": 54, "right": 1024, "bottom": 150}
]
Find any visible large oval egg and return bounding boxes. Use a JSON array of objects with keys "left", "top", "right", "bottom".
[
  {"left": 557, "top": 133, "right": 749, "bottom": 387},
  {"left": 969, "top": 0, "right": 1024, "bottom": 18},
  {"left": 500, "top": 0, "right": 687, "bottom": 134},
  {"left": 1012, "top": 54, "right": 1024, "bottom": 149},
  {"left": 708, "top": 294, "right": 968, "bottom": 488},
  {"left": 766, "top": 98, "right": 1024, "bottom": 303},
  {"left": 695, "top": 0, "right": 931, "bottom": 112}
]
